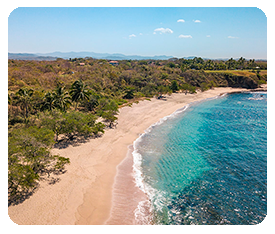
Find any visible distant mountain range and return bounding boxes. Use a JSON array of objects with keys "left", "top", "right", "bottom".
[
  {"left": 8, "top": 51, "right": 202, "bottom": 61},
  {"left": 8, "top": 51, "right": 177, "bottom": 61},
  {"left": 8, "top": 53, "right": 58, "bottom": 61},
  {"left": 9, "top": 52, "right": 265, "bottom": 62}
]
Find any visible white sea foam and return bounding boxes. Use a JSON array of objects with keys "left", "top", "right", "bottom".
[
  {"left": 132, "top": 104, "right": 190, "bottom": 189},
  {"left": 248, "top": 97, "right": 265, "bottom": 100},
  {"left": 132, "top": 94, "right": 225, "bottom": 186},
  {"left": 131, "top": 93, "right": 230, "bottom": 223},
  {"left": 134, "top": 200, "right": 153, "bottom": 224},
  {"left": 132, "top": 104, "right": 190, "bottom": 223},
  {"left": 219, "top": 93, "right": 228, "bottom": 98}
]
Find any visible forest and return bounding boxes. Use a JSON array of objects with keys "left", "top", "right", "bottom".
[{"left": 8, "top": 57, "right": 267, "bottom": 204}]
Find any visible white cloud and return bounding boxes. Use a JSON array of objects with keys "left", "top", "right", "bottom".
[
  {"left": 193, "top": 20, "right": 201, "bottom": 23},
  {"left": 129, "top": 34, "right": 136, "bottom": 38},
  {"left": 179, "top": 35, "right": 192, "bottom": 39},
  {"left": 228, "top": 36, "right": 238, "bottom": 39},
  {"left": 154, "top": 28, "right": 173, "bottom": 34},
  {"left": 139, "top": 33, "right": 143, "bottom": 35},
  {"left": 177, "top": 19, "right": 185, "bottom": 23},
  {"left": 206, "top": 35, "right": 211, "bottom": 37}
]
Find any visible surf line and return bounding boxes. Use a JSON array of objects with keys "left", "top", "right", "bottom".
[{"left": 131, "top": 92, "right": 231, "bottom": 224}]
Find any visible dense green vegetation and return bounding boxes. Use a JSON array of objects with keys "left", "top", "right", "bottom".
[{"left": 8, "top": 57, "right": 267, "bottom": 205}]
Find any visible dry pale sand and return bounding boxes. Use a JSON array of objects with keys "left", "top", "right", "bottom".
[{"left": 8, "top": 87, "right": 253, "bottom": 225}]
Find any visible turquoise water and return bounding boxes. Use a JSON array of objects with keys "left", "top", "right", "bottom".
[{"left": 133, "top": 92, "right": 267, "bottom": 225}]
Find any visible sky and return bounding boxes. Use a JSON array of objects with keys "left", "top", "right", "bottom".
[{"left": 8, "top": 7, "right": 267, "bottom": 59}]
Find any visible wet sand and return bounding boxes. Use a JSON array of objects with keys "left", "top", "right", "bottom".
[{"left": 105, "top": 146, "right": 150, "bottom": 225}]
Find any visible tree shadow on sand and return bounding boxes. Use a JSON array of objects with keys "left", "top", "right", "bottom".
[
  {"left": 53, "top": 133, "right": 104, "bottom": 149},
  {"left": 8, "top": 168, "right": 66, "bottom": 207}
]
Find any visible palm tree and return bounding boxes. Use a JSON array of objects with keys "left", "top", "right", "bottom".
[
  {"left": 15, "top": 88, "right": 34, "bottom": 120},
  {"left": 41, "top": 92, "right": 55, "bottom": 112},
  {"left": 238, "top": 57, "right": 245, "bottom": 69},
  {"left": 53, "top": 86, "right": 71, "bottom": 112},
  {"left": 70, "top": 79, "right": 89, "bottom": 110}
]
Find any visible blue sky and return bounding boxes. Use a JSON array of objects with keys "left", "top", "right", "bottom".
[{"left": 8, "top": 7, "right": 267, "bottom": 59}]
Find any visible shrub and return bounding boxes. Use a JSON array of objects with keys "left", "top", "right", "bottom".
[{"left": 8, "top": 126, "right": 70, "bottom": 205}]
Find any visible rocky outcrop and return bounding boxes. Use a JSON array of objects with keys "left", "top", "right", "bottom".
[
  {"left": 182, "top": 70, "right": 265, "bottom": 90},
  {"left": 224, "top": 74, "right": 259, "bottom": 89},
  {"left": 249, "top": 83, "right": 267, "bottom": 92}
]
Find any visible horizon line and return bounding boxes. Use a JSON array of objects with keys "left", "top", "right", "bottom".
[{"left": 8, "top": 51, "right": 267, "bottom": 61}]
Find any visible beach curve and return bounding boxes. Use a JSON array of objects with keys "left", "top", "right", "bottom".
[{"left": 8, "top": 87, "right": 263, "bottom": 225}]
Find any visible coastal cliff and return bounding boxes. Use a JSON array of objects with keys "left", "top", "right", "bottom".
[{"left": 223, "top": 73, "right": 260, "bottom": 89}]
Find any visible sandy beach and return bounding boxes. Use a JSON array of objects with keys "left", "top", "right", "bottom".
[{"left": 8, "top": 87, "right": 263, "bottom": 225}]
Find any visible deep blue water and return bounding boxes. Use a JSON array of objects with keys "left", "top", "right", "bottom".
[{"left": 133, "top": 92, "right": 267, "bottom": 225}]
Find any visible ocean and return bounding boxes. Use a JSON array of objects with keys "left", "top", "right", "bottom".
[{"left": 133, "top": 92, "right": 267, "bottom": 225}]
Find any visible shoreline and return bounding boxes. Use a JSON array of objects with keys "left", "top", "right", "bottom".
[{"left": 8, "top": 87, "right": 266, "bottom": 225}]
